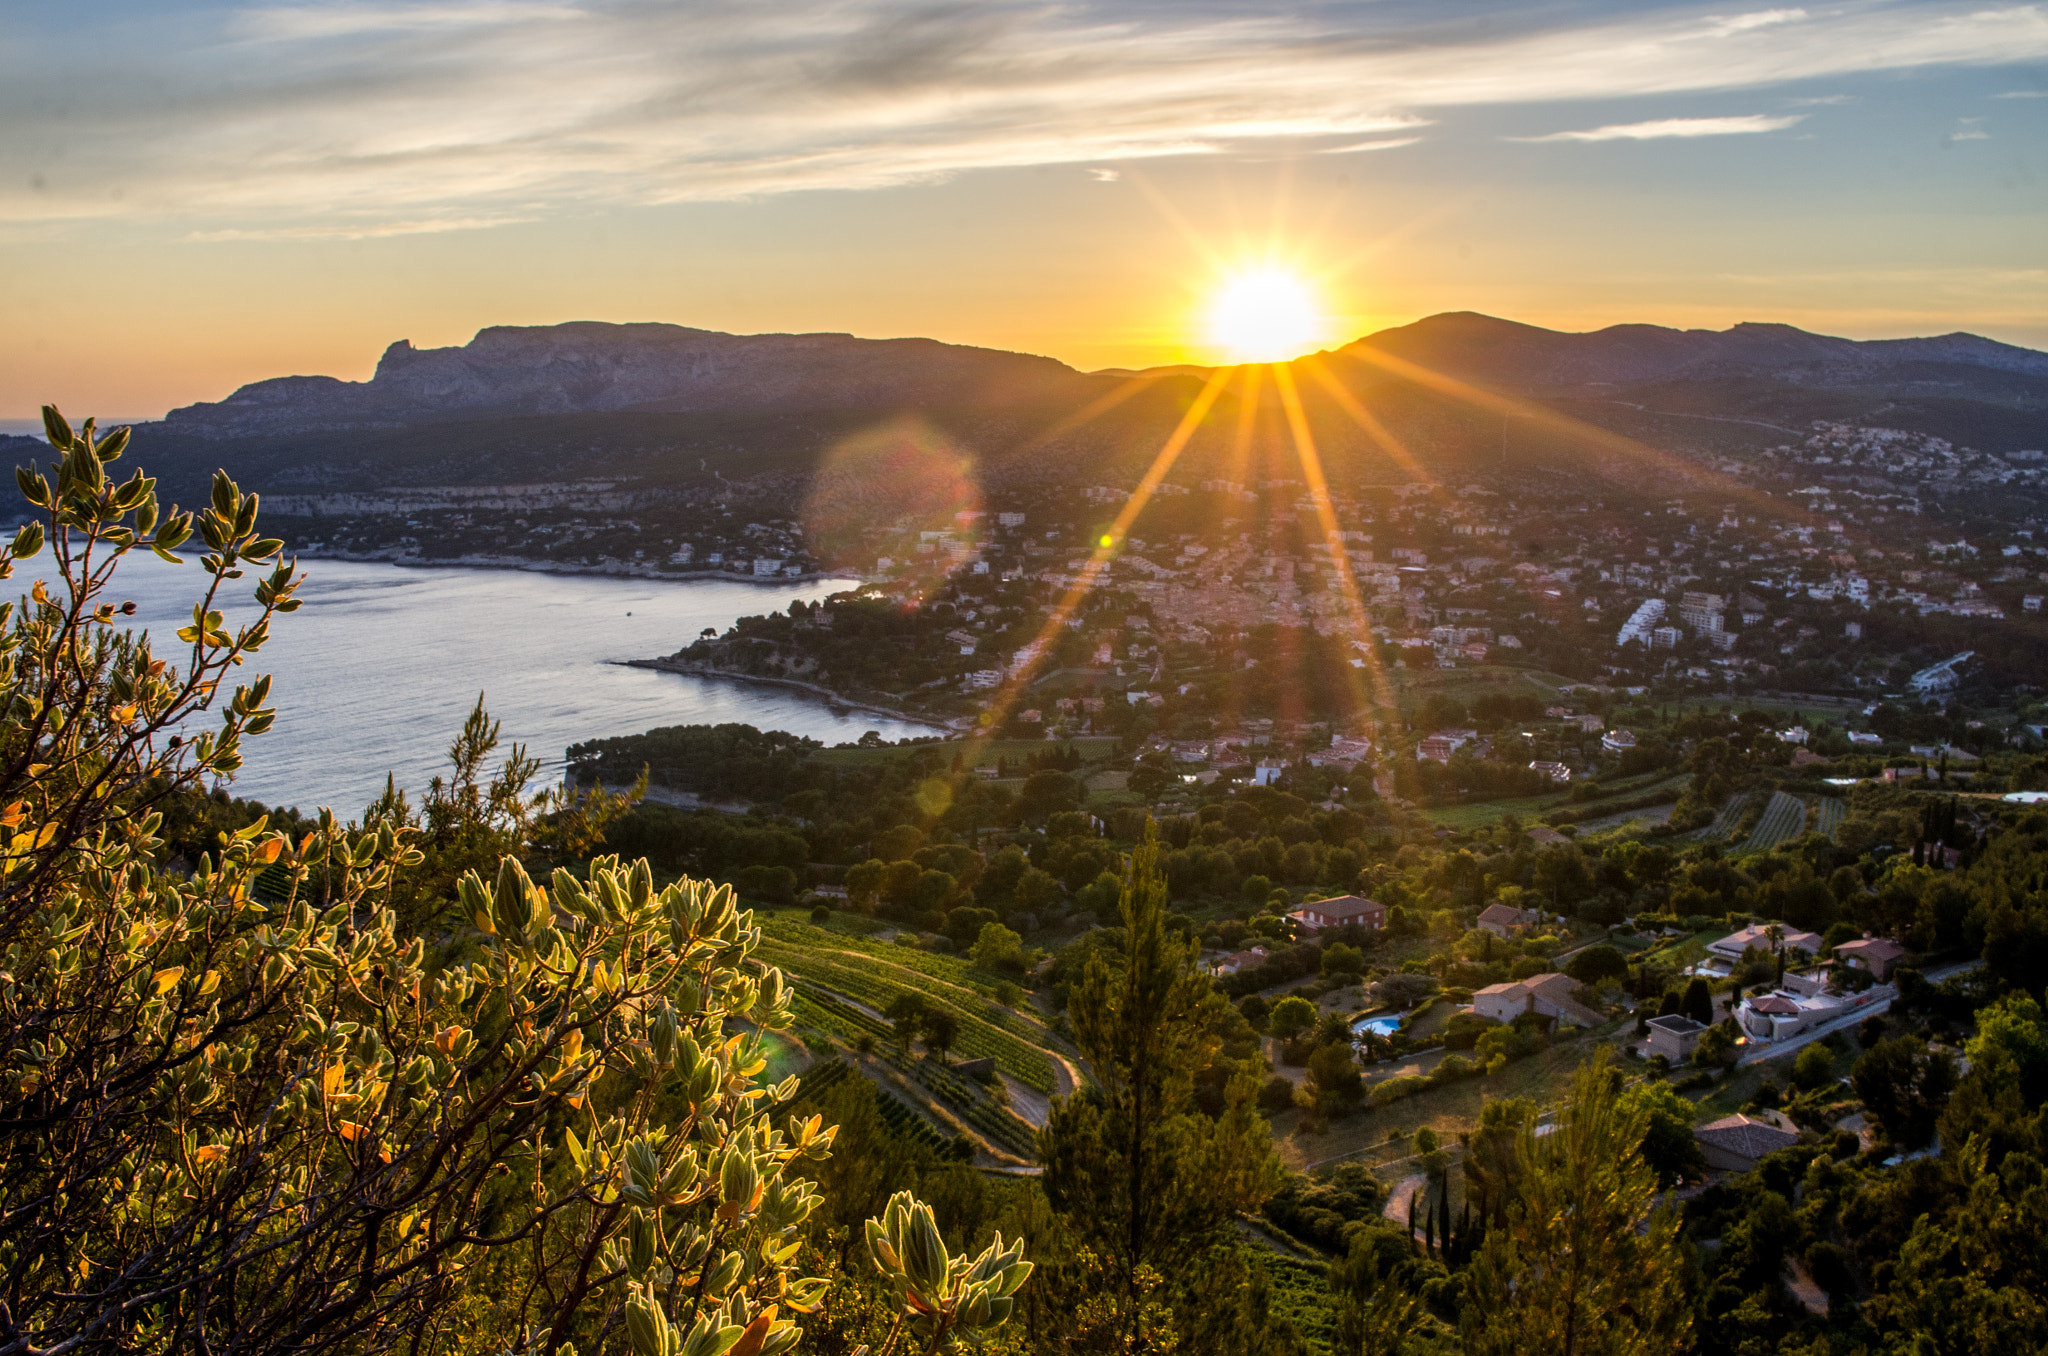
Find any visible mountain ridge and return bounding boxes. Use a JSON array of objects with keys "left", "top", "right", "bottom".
[
  {"left": 163, "top": 321, "right": 1104, "bottom": 439},
  {"left": 157, "top": 312, "right": 2048, "bottom": 442}
]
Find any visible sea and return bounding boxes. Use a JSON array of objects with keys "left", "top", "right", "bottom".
[{"left": 56, "top": 553, "right": 937, "bottom": 816}]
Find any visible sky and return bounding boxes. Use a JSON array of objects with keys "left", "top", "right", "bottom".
[{"left": 4, "top": 0, "right": 2046, "bottom": 421}]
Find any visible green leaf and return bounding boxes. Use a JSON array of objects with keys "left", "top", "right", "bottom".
[{"left": 41, "top": 405, "right": 72, "bottom": 448}]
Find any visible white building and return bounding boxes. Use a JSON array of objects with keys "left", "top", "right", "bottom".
[{"left": 1616, "top": 598, "right": 1667, "bottom": 647}]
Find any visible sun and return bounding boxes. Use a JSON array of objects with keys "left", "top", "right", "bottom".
[{"left": 1205, "top": 268, "right": 1324, "bottom": 364}]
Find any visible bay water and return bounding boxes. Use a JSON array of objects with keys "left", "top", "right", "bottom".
[{"left": 73, "top": 553, "right": 935, "bottom": 815}]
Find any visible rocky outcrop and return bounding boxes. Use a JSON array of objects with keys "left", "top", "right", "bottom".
[{"left": 164, "top": 322, "right": 1098, "bottom": 438}]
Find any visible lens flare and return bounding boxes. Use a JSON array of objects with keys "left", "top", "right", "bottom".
[{"left": 1207, "top": 269, "right": 1323, "bottom": 364}]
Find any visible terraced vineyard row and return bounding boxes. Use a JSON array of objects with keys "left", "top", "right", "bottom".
[
  {"left": 757, "top": 940, "right": 1057, "bottom": 1091},
  {"left": 788, "top": 992, "right": 1039, "bottom": 1156},
  {"left": 1683, "top": 791, "right": 1755, "bottom": 843},
  {"left": 1739, "top": 791, "right": 1809, "bottom": 854},
  {"left": 1814, "top": 797, "right": 1847, "bottom": 839},
  {"left": 796, "top": 1061, "right": 969, "bottom": 1160},
  {"left": 759, "top": 917, "right": 999, "bottom": 986}
]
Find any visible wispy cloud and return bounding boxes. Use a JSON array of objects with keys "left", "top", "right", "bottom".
[
  {"left": 2, "top": 0, "right": 2044, "bottom": 232},
  {"left": 1703, "top": 9, "right": 1809, "bottom": 37},
  {"left": 1992, "top": 88, "right": 2048, "bottom": 97},
  {"left": 1948, "top": 116, "right": 1990, "bottom": 139},
  {"left": 1514, "top": 114, "right": 1806, "bottom": 141},
  {"left": 1321, "top": 137, "right": 1425, "bottom": 154},
  {"left": 1087, "top": 168, "right": 1121, "bottom": 181}
]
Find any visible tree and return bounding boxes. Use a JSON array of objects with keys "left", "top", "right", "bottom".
[
  {"left": 921, "top": 1007, "right": 961, "bottom": 1064},
  {"left": 1269, "top": 995, "right": 1320, "bottom": 1041},
  {"left": 0, "top": 415, "right": 1028, "bottom": 1356},
  {"left": 1038, "top": 821, "right": 1281, "bottom": 1348},
  {"left": 1964, "top": 991, "right": 2048, "bottom": 1107},
  {"left": 845, "top": 857, "right": 888, "bottom": 909},
  {"left": 886, "top": 991, "right": 929, "bottom": 1052},
  {"left": 1792, "top": 1042, "right": 1837, "bottom": 1092},
  {"left": 1532, "top": 846, "right": 1594, "bottom": 913},
  {"left": 1462, "top": 1056, "right": 1692, "bottom": 1356},
  {"left": 1329, "top": 1240, "right": 1424, "bottom": 1356},
  {"left": 1854, "top": 1035, "right": 1957, "bottom": 1150},
  {"left": 971, "top": 920, "right": 1027, "bottom": 971},
  {"left": 1682, "top": 976, "right": 1715, "bottom": 1026},
  {"left": 1618, "top": 1081, "right": 1707, "bottom": 1185},
  {"left": 1307, "top": 1042, "right": 1364, "bottom": 1111},
  {"left": 1565, "top": 943, "right": 1628, "bottom": 987},
  {"left": 1463, "top": 1098, "right": 1535, "bottom": 1228},
  {"left": 1875, "top": 1142, "right": 2048, "bottom": 1354},
  {"left": 1019, "top": 770, "right": 1082, "bottom": 821}
]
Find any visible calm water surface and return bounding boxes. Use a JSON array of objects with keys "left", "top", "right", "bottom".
[{"left": 89, "top": 555, "right": 935, "bottom": 814}]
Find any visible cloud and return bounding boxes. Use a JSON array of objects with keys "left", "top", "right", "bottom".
[
  {"left": 1788, "top": 93, "right": 1857, "bottom": 105},
  {"left": 1514, "top": 114, "right": 1806, "bottom": 141},
  {"left": 1320, "top": 137, "right": 1425, "bottom": 154},
  {"left": 1993, "top": 88, "right": 2048, "bottom": 97},
  {"left": 2, "top": 0, "right": 2046, "bottom": 232},
  {"left": 1703, "top": 9, "right": 1808, "bottom": 37},
  {"left": 1948, "top": 116, "right": 1990, "bottom": 139},
  {"left": 1088, "top": 167, "right": 1121, "bottom": 181}
]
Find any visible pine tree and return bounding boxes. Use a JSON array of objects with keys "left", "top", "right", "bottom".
[
  {"left": 1461, "top": 1055, "right": 1691, "bottom": 1356},
  {"left": 1038, "top": 821, "right": 1282, "bottom": 1349}
]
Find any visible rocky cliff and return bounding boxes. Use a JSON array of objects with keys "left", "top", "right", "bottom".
[{"left": 163, "top": 322, "right": 1101, "bottom": 439}]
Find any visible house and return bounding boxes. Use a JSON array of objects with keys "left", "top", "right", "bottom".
[
  {"left": 1834, "top": 937, "right": 1908, "bottom": 982},
  {"left": 1707, "top": 924, "right": 1823, "bottom": 966},
  {"left": 1476, "top": 903, "right": 1542, "bottom": 937},
  {"left": 1601, "top": 729, "right": 1638, "bottom": 754},
  {"left": 1251, "top": 761, "right": 1287, "bottom": 788},
  {"left": 1417, "top": 728, "right": 1476, "bottom": 763},
  {"left": 1288, "top": 895, "right": 1388, "bottom": 931},
  {"left": 1530, "top": 760, "right": 1573, "bottom": 783},
  {"left": 1307, "top": 737, "right": 1374, "bottom": 769},
  {"left": 1694, "top": 1114, "right": 1800, "bottom": 1173},
  {"left": 1646, "top": 1014, "right": 1707, "bottom": 1063},
  {"left": 1211, "top": 946, "right": 1269, "bottom": 976},
  {"left": 1735, "top": 986, "right": 1883, "bottom": 1043},
  {"left": 1470, "top": 973, "right": 1601, "bottom": 1029}
]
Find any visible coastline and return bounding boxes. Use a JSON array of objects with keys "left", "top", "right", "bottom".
[
  {"left": 619, "top": 657, "right": 948, "bottom": 729},
  {"left": 281, "top": 546, "right": 844, "bottom": 587}
]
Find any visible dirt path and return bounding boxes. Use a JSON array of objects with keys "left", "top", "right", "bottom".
[{"left": 1383, "top": 1173, "right": 1427, "bottom": 1234}]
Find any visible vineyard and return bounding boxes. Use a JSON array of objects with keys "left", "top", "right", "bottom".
[
  {"left": 755, "top": 938, "right": 1058, "bottom": 1091},
  {"left": 752, "top": 916, "right": 1063, "bottom": 1161},
  {"left": 1680, "top": 791, "right": 1754, "bottom": 844},
  {"left": 1814, "top": 796, "right": 1847, "bottom": 839},
  {"left": 794, "top": 1060, "right": 973, "bottom": 1161},
  {"left": 1738, "top": 791, "right": 1810, "bottom": 855},
  {"left": 787, "top": 988, "right": 1042, "bottom": 1157}
]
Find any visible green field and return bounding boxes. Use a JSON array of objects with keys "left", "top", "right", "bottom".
[{"left": 1418, "top": 794, "right": 1567, "bottom": 831}]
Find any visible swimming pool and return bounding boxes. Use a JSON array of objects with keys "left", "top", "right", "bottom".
[{"left": 1351, "top": 1014, "right": 1404, "bottom": 1038}]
